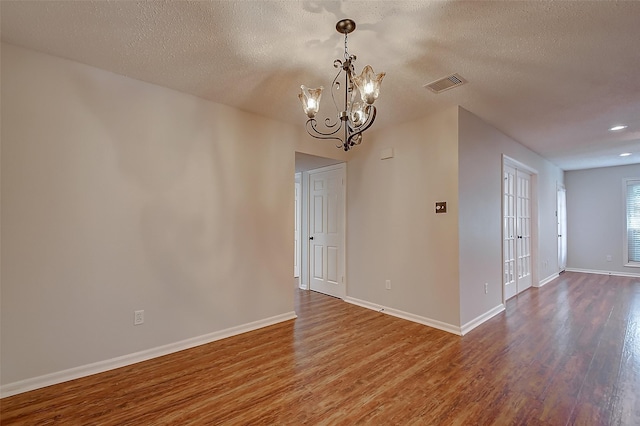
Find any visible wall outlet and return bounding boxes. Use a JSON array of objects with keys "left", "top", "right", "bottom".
[
  {"left": 606, "top": 255, "right": 612, "bottom": 262},
  {"left": 134, "top": 310, "right": 144, "bottom": 325},
  {"left": 385, "top": 279, "right": 391, "bottom": 290},
  {"left": 484, "top": 283, "right": 488, "bottom": 294}
]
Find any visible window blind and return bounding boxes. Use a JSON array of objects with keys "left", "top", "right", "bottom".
[{"left": 626, "top": 180, "right": 640, "bottom": 263}]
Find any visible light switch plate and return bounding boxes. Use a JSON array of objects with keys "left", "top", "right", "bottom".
[{"left": 436, "top": 202, "right": 447, "bottom": 213}]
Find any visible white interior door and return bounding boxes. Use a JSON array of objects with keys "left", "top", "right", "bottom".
[
  {"left": 557, "top": 185, "right": 567, "bottom": 272},
  {"left": 503, "top": 163, "right": 532, "bottom": 299},
  {"left": 308, "top": 164, "right": 345, "bottom": 299}
]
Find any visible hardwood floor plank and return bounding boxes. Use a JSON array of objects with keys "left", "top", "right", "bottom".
[{"left": 2, "top": 272, "right": 640, "bottom": 424}]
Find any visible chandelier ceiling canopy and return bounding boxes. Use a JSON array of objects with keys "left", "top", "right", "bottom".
[{"left": 298, "top": 19, "right": 385, "bottom": 152}]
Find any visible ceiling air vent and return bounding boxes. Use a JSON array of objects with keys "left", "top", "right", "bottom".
[{"left": 424, "top": 73, "right": 466, "bottom": 93}]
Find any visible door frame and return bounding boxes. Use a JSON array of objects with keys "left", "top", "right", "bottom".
[
  {"left": 502, "top": 155, "right": 539, "bottom": 303},
  {"left": 294, "top": 173, "right": 302, "bottom": 280},
  {"left": 557, "top": 183, "right": 567, "bottom": 272},
  {"left": 306, "top": 163, "right": 347, "bottom": 299}
]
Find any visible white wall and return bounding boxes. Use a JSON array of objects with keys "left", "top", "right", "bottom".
[
  {"left": 565, "top": 164, "right": 640, "bottom": 275},
  {"left": 458, "top": 107, "right": 564, "bottom": 326},
  {"left": 346, "top": 107, "right": 461, "bottom": 328},
  {"left": 0, "top": 43, "right": 309, "bottom": 388}
]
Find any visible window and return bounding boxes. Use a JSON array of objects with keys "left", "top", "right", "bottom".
[{"left": 624, "top": 179, "right": 640, "bottom": 266}]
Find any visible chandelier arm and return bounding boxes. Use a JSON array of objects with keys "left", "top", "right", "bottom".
[
  {"left": 353, "top": 105, "right": 377, "bottom": 131},
  {"left": 347, "top": 105, "right": 377, "bottom": 147},
  {"left": 323, "top": 116, "right": 340, "bottom": 129},
  {"left": 305, "top": 118, "right": 346, "bottom": 140}
]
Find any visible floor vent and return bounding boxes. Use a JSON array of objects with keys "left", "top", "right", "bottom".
[{"left": 424, "top": 73, "right": 466, "bottom": 93}]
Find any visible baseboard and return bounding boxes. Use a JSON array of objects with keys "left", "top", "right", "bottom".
[
  {"left": 565, "top": 268, "right": 640, "bottom": 278},
  {"left": 344, "top": 297, "right": 462, "bottom": 336},
  {"left": 460, "top": 304, "right": 505, "bottom": 335},
  {"left": 1, "top": 311, "right": 297, "bottom": 399},
  {"left": 537, "top": 273, "right": 559, "bottom": 287}
]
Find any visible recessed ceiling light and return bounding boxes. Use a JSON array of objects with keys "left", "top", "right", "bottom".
[
  {"left": 609, "top": 125, "right": 628, "bottom": 131},
  {"left": 620, "top": 153, "right": 632, "bottom": 157}
]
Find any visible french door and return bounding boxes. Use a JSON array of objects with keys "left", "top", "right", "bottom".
[{"left": 503, "top": 163, "right": 532, "bottom": 299}]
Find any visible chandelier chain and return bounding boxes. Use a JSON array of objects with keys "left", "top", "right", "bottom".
[{"left": 344, "top": 32, "right": 349, "bottom": 61}]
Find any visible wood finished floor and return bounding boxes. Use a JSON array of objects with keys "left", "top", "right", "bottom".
[{"left": 2, "top": 272, "right": 640, "bottom": 425}]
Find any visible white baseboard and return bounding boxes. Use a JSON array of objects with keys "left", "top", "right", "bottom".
[
  {"left": 344, "top": 297, "right": 462, "bottom": 336},
  {"left": 537, "top": 273, "right": 559, "bottom": 287},
  {"left": 1, "top": 311, "right": 297, "bottom": 399},
  {"left": 565, "top": 268, "right": 640, "bottom": 278},
  {"left": 460, "top": 304, "right": 505, "bottom": 335}
]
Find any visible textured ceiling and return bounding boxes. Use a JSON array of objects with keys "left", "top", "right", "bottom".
[{"left": 2, "top": 1, "right": 640, "bottom": 170}]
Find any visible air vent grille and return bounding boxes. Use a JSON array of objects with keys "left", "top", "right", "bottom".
[{"left": 424, "top": 73, "right": 466, "bottom": 93}]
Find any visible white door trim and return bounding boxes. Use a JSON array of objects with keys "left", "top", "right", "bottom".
[
  {"left": 307, "top": 163, "right": 346, "bottom": 299},
  {"left": 294, "top": 173, "right": 302, "bottom": 280},
  {"left": 502, "top": 155, "right": 538, "bottom": 175}
]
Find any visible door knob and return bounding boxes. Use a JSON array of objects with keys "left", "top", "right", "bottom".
[{"left": 309, "top": 236, "right": 314, "bottom": 240}]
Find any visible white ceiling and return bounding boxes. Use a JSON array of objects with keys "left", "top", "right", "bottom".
[{"left": 2, "top": 1, "right": 640, "bottom": 171}]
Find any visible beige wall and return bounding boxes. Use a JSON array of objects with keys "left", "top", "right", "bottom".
[
  {"left": 0, "top": 43, "right": 309, "bottom": 386},
  {"left": 346, "top": 106, "right": 564, "bottom": 330},
  {"left": 1, "top": 42, "right": 567, "bottom": 389},
  {"left": 458, "top": 107, "right": 564, "bottom": 325},
  {"left": 346, "top": 107, "right": 461, "bottom": 327}
]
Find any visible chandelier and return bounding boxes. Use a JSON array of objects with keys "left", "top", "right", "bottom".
[{"left": 298, "top": 19, "right": 385, "bottom": 152}]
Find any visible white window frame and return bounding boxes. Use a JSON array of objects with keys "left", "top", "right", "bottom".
[{"left": 623, "top": 178, "right": 640, "bottom": 267}]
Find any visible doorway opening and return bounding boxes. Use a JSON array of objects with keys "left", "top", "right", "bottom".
[
  {"left": 294, "top": 153, "right": 346, "bottom": 299},
  {"left": 557, "top": 184, "right": 567, "bottom": 272}
]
